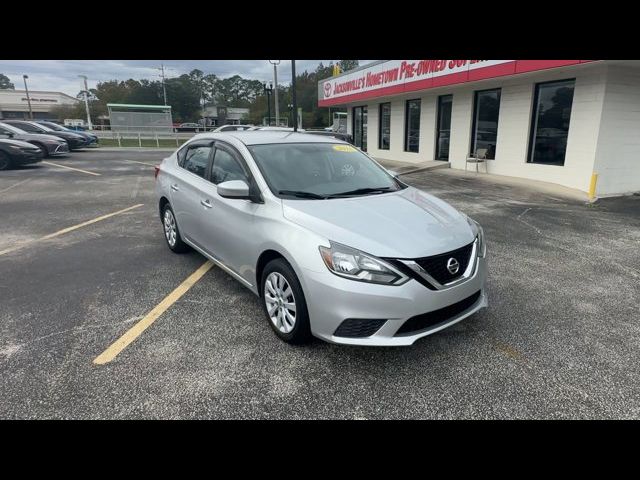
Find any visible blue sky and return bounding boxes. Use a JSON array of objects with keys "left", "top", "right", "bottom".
[{"left": 0, "top": 60, "right": 372, "bottom": 96}]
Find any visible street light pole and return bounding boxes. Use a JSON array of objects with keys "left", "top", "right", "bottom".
[
  {"left": 269, "top": 60, "right": 280, "bottom": 127},
  {"left": 23, "top": 75, "right": 33, "bottom": 120},
  {"left": 263, "top": 82, "right": 273, "bottom": 126},
  {"left": 291, "top": 60, "right": 298, "bottom": 132},
  {"left": 78, "top": 75, "right": 93, "bottom": 130}
]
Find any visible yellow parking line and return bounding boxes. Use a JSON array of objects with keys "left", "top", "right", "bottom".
[
  {"left": 0, "top": 204, "right": 144, "bottom": 256},
  {"left": 43, "top": 161, "right": 101, "bottom": 176},
  {"left": 0, "top": 178, "right": 31, "bottom": 195},
  {"left": 93, "top": 260, "right": 214, "bottom": 365}
]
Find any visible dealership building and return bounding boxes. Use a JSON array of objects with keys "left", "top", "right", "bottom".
[
  {"left": 318, "top": 60, "right": 640, "bottom": 197},
  {"left": 0, "top": 89, "right": 80, "bottom": 120}
]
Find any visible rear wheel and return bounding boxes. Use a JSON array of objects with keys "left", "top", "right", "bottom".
[
  {"left": 261, "top": 258, "right": 312, "bottom": 344},
  {"left": 162, "top": 204, "right": 190, "bottom": 253},
  {"left": 0, "top": 152, "right": 11, "bottom": 170}
]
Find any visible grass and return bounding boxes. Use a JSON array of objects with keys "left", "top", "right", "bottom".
[{"left": 98, "top": 138, "right": 188, "bottom": 148}]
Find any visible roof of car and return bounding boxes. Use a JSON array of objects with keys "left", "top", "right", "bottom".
[{"left": 194, "top": 131, "right": 349, "bottom": 146}]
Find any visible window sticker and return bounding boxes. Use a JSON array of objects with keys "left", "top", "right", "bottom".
[{"left": 333, "top": 145, "right": 357, "bottom": 152}]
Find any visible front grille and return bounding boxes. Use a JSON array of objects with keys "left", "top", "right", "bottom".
[
  {"left": 334, "top": 318, "right": 387, "bottom": 338},
  {"left": 414, "top": 242, "right": 474, "bottom": 284},
  {"left": 395, "top": 291, "right": 481, "bottom": 336}
]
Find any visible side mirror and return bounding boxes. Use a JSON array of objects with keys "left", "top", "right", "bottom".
[{"left": 217, "top": 180, "right": 250, "bottom": 199}]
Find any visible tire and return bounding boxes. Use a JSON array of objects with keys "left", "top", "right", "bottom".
[
  {"left": 261, "top": 258, "right": 312, "bottom": 344},
  {"left": 162, "top": 203, "right": 190, "bottom": 253},
  {"left": 0, "top": 152, "right": 11, "bottom": 171}
]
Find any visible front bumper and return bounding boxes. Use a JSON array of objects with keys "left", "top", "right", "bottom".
[
  {"left": 68, "top": 139, "right": 85, "bottom": 150},
  {"left": 302, "top": 256, "right": 488, "bottom": 346},
  {"left": 11, "top": 149, "right": 44, "bottom": 165},
  {"left": 50, "top": 143, "right": 70, "bottom": 155}
]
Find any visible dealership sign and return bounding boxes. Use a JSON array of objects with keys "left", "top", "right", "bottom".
[{"left": 318, "top": 60, "right": 594, "bottom": 106}]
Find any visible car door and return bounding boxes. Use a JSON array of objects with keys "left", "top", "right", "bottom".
[
  {"left": 169, "top": 141, "right": 215, "bottom": 250},
  {"left": 203, "top": 142, "right": 261, "bottom": 284}
]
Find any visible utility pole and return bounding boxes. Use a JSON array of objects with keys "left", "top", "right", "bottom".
[
  {"left": 269, "top": 60, "right": 280, "bottom": 126},
  {"left": 157, "top": 63, "right": 169, "bottom": 105},
  {"left": 78, "top": 75, "right": 93, "bottom": 130},
  {"left": 23, "top": 75, "right": 33, "bottom": 120},
  {"left": 291, "top": 60, "right": 298, "bottom": 131}
]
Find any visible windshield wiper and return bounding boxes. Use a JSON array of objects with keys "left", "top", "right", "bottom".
[
  {"left": 278, "top": 190, "right": 328, "bottom": 199},
  {"left": 327, "top": 187, "right": 394, "bottom": 198}
]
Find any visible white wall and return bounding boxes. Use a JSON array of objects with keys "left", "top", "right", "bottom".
[
  {"left": 342, "top": 63, "right": 615, "bottom": 194},
  {"left": 593, "top": 65, "right": 640, "bottom": 196}
]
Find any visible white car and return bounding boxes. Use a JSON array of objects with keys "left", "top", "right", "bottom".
[{"left": 155, "top": 131, "right": 487, "bottom": 346}]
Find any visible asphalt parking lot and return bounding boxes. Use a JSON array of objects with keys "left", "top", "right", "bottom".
[{"left": 1, "top": 149, "right": 639, "bottom": 419}]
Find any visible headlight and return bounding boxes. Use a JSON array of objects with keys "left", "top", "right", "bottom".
[
  {"left": 466, "top": 216, "right": 486, "bottom": 258},
  {"left": 319, "top": 241, "right": 408, "bottom": 285}
]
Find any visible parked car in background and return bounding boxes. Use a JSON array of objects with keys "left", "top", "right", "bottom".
[
  {"left": 303, "top": 130, "right": 353, "bottom": 144},
  {"left": 0, "top": 138, "right": 44, "bottom": 170},
  {"left": 36, "top": 121, "right": 99, "bottom": 147},
  {"left": 174, "top": 123, "right": 203, "bottom": 132},
  {"left": 155, "top": 131, "right": 487, "bottom": 346},
  {"left": 0, "top": 122, "right": 69, "bottom": 157},
  {"left": 212, "top": 124, "right": 254, "bottom": 132},
  {"left": 3, "top": 120, "right": 86, "bottom": 151}
]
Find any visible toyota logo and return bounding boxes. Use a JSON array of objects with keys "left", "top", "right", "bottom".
[
  {"left": 446, "top": 257, "right": 460, "bottom": 275},
  {"left": 324, "top": 82, "right": 332, "bottom": 98}
]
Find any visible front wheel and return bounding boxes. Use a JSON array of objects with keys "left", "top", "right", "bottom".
[
  {"left": 0, "top": 152, "right": 11, "bottom": 170},
  {"left": 162, "top": 204, "right": 190, "bottom": 253},
  {"left": 261, "top": 258, "right": 312, "bottom": 344}
]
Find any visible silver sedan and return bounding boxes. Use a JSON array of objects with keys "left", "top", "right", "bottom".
[{"left": 155, "top": 131, "right": 487, "bottom": 346}]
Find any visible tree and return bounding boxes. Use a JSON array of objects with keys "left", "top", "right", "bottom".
[
  {"left": 338, "top": 60, "right": 359, "bottom": 72},
  {"left": 0, "top": 73, "right": 14, "bottom": 89}
]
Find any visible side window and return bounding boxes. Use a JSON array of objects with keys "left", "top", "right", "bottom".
[
  {"left": 211, "top": 148, "right": 249, "bottom": 185},
  {"left": 182, "top": 145, "right": 212, "bottom": 178},
  {"left": 176, "top": 145, "right": 187, "bottom": 167},
  {"left": 14, "top": 123, "right": 37, "bottom": 133}
]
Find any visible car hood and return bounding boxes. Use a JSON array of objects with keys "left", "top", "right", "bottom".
[
  {"left": 282, "top": 186, "right": 476, "bottom": 258},
  {"left": 49, "top": 131, "right": 83, "bottom": 140},
  {"left": 0, "top": 138, "right": 40, "bottom": 149},
  {"left": 15, "top": 133, "right": 65, "bottom": 143}
]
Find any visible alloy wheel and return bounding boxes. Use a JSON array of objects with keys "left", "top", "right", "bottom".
[
  {"left": 163, "top": 209, "right": 177, "bottom": 247},
  {"left": 264, "top": 272, "right": 297, "bottom": 333}
]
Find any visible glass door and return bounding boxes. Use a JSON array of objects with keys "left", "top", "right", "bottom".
[
  {"left": 435, "top": 95, "right": 452, "bottom": 161},
  {"left": 353, "top": 106, "right": 368, "bottom": 151}
]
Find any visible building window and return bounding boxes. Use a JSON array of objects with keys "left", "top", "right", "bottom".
[
  {"left": 471, "top": 89, "right": 501, "bottom": 159},
  {"left": 528, "top": 79, "right": 575, "bottom": 166},
  {"left": 353, "top": 106, "right": 367, "bottom": 151},
  {"left": 404, "top": 99, "right": 421, "bottom": 153},
  {"left": 436, "top": 95, "right": 453, "bottom": 161},
  {"left": 379, "top": 103, "right": 391, "bottom": 150}
]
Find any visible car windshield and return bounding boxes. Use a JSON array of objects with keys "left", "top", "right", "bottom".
[
  {"left": 0, "top": 123, "right": 28, "bottom": 134},
  {"left": 28, "top": 122, "right": 53, "bottom": 132},
  {"left": 41, "top": 122, "right": 66, "bottom": 131},
  {"left": 248, "top": 143, "right": 404, "bottom": 199}
]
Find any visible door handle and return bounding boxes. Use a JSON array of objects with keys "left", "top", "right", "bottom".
[
  {"left": 170, "top": 184, "right": 180, "bottom": 192},
  {"left": 200, "top": 199, "right": 213, "bottom": 208}
]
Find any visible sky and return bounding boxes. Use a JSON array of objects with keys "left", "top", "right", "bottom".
[{"left": 0, "top": 60, "right": 372, "bottom": 96}]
